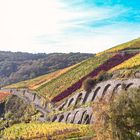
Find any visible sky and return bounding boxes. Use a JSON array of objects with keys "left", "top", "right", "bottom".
[{"left": 0, "top": 0, "right": 140, "bottom": 54}]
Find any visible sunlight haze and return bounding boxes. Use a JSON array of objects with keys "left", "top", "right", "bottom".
[{"left": 0, "top": 0, "right": 140, "bottom": 53}]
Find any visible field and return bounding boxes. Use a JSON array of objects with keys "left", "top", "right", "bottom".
[
  {"left": 110, "top": 53, "right": 140, "bottom": 72},
  {"left": 3, "top": 122, "right": 94, "bottom": 140}
]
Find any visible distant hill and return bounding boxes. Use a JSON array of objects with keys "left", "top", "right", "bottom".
[{"left": 0, "top": 51, "right": 93, "bottom": 87}]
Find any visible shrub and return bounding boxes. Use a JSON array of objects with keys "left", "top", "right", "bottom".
[
  {"left": 83, "top": 77, "right": 96, "bottom": 92},
  {"left": 110, "top": 89, "right": 140, "bottom": 140},
  {"left": 95, "top": 70, "right": 113, "bottom": 82},
  {"left": 1, "top": 95, "right": 38, "bottom": 128},
  {"left": 93, "top": 88, "right": 140, "bottom": 140}
]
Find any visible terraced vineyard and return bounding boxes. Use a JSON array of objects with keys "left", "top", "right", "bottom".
[
  {"left": 51, "top": 53, "right": 137, "bottom": 102},
  {"left": 1, "top": 38, "right": 140, "bottom": 140},
  {"left": 3, "top": 122, "right": 93, "bottom": 140},
  {"left": 36, "top": 38, "right": 140, "bottom": 101},
  {"left": 5, "top": 64, "right": 77, "bottom": 90},
  {"left": 97, "top": 38, "right": 140, "bottom": 55},
  {"left": 4, "top": 38, "right": 140, "bottom": 102},
  {"left": 36, "top": 53, "right": 113, "bottom": 99},
  {"left": 110, "top": 53, "right": 140, "bottom": 72}
]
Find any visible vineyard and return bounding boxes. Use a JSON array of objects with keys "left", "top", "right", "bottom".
[
  {"left": 5, "top": 65, "right": 77, "bottom": 90},
  {"left": 4, "top": 38, "right": 140, "bottom": 103},
  {"left": 36, "top": 53, "right": 113, "bottom": 99},
  {"left": 3, "top": 122, "right": 93, "bottom": 140},
  {"left": 110, "top": 53, "right": 140, "bottom": 72},
  {"left": 0, "top": 38, "right": 140, "bottom": 140},
  {"left": 97, "top": 38, "right": 140, "bottom": 55},
  {"left": 51, "top": 53, "right": 137, "bottom": 102}
]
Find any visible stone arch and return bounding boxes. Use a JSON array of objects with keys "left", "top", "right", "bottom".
[
  {"left": 113, "top": 83, "right": 122, "bottom": 92},
  {"left": 23, "top": 90, "right": 26, "bottom": 96},
  {"left": 84, "top": 114, "right": 92, "bottom": 124},
  {"left": 111, "top": 83, "right": 122, "bottom": 98},
  {"left": 71, "top": 111, "right": 79, "bottom": 123},
  {"left": 100, "top": 84, "right": 111, "bottom": 100},
  {"left": 75, "top": 93, "right": 83, "bottom": 106},
  {"left": 82, "top": 92, "right": 90, "bottom": 104},
  {"left": 58, "top": 99, "right": 68, "bottom": 111},
  {"left": 65, "top": 113, "right": 71, "bottom": 122},
  {"left": 91, "top": 87, "right": 101, "bottom": 102},
  {"left": 83, "top": 114, "right": 90, "bottom": 124},
  {"left": 134, "top": 71, "right": 140, "bottom": 78},
  {"left": 40, "top": 112, "right": 44, "bottom": 118},
  {"left": 125, "top": 83, "right": 134, "bottom": 90},
  {"left": 52, "top": 115, "right": 57, "bottom": 122},
  {"left": 67, "top": 98, "right": 74, "bottom": 107},
  {"left": 77, "top": 110, "right": 87, "bottom": 124},
  {"left": 33, "top": 94, "right": 36, "bottom": 101},
  {"left": 10, "top": 89, "right": 13, "bottom": 93},
  {"left": 58, "top": 114, "right": 64, "bottom": 122}
]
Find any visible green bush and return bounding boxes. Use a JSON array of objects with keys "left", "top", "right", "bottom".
[
  {"left": 93, "top": 88, "right": 140, "bottom": 140},
  {"left": 110, "top": 88, "right": 140, "bottom": 140},
  {"left": 83, "top": 77, "right": 96, "bottom": 92},
  {"left": 96, "top": 70, "right": 113, "bottom": 82}
]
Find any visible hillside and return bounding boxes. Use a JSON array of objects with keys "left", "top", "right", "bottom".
[
  {"left": 0, "top": 51, "right": 93, "bottom": 87},
  {"left": 0, "top": 38, "right": 140, "bottom": 140},
  {"left": 6, "top": 38, "right": 140, "bottom": 102}
]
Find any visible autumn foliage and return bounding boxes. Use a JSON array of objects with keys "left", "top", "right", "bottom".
[
  {"left": 0, "top": 92, "right": 11, "bottom": 103},
  {"left": 92, "top": 88, "right": 140, "bottom": 140}
]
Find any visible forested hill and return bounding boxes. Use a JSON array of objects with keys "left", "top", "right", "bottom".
[{"left": 0, "top": 51, "right": 93, "bottom": 87}]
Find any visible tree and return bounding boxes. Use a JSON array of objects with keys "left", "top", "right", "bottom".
[{"left": 93, "top": 88, "right": 140, "bottom": 140}]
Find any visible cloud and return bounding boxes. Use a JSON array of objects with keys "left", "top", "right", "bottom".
[
  {"left": 0, "top": 0, "right": 140, "bottom": 53},
  {"left": 33, "top": 23, "right": 140, "bottom": 53}
]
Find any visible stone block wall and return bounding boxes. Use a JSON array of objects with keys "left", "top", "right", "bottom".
[{"left": 50, "top": 78, "right": 140, "bottom": 124}]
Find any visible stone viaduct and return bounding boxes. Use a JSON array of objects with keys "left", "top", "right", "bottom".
[
  {"left": 50, "top": 78, "right": 140, "bottom": 124},
  {"left": 1, "top": 78, "right": 140, "bottom": 124}
]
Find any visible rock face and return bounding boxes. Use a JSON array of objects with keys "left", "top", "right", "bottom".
[
  {"left": 1, "top": 78, "right": 140, "bottom": 124},
  {"left": 49, "top": 78, "right": 140, "bottom": 124}
]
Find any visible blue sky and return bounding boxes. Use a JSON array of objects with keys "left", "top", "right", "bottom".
[{"left": 0, "top": 0, "right": 140, "bottom": 53}]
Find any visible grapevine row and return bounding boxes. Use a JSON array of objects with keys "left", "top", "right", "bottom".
[{"left": 52, "top": 53, "right": 137, "bottom": 102}]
